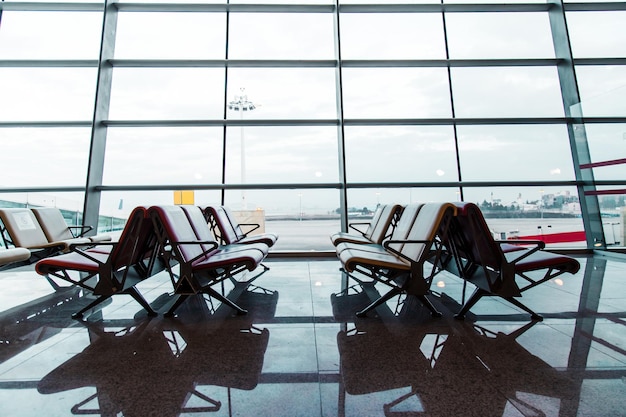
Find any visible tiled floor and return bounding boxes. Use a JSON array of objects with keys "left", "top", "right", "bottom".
[{"left": 1, "top": 253, "right": 626, "bottom": 416}]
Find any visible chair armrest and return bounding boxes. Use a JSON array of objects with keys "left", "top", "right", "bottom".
[
  {"left": 68, "top": 241, "right": 115, "bottom": 266},
  {"left": 347, "top": 222, "right": 370, "bottom": 237},
  {"left": 169, "top": 240, "right": 219, "bottom": 264},
  {"left": 68, "top": 225, "right": 93, "bottom": 238},
  {"left": 238, "top": 223, "right": 260, "bottom": 237},
  {"left": 383, "top": 239, "right": 431, "bottom": 265},
  {"left": 495, "top": 239, "right": 545, "bottom": 263}
]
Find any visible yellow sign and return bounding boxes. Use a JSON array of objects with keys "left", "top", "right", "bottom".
[{"left": 173, "top": 190, "right": 195, "bottom": 205}]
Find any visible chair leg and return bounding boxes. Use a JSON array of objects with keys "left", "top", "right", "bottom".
[
  {"left": 72, "top": 294, "right": 110, "bottom": 320},
  {"left": 164, "top": 294, "right": 190, "bottom": 317},
  {"left": 205, "top": 287, "right": 248, "bottom": 315},
  {"left": 504, "top": 297, "right": 543, "bottom": 321},
  {"left": 356, "top": 287, "right": 401, "bottom": 318},
  {"left": 454, "top": 288, "right": 485, "bottom": 320},
  {"left": 126, "top": 287, "right": 158, "bottom": 317},
  {"left": 416, "top": 294, "right": 442, "bottom": 318}
]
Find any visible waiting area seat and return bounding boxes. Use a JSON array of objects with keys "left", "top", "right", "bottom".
[
  {"left": 203, "top": 205, "right": 278, "bottom": 248},
  {"left": 0, "top": 207, "right": 109, "bottom": 267},
  {"left": 149, "top": 205, "right": 270, "bottom": 317},
  {"left": 0, "top": 247, "right": 31, "bottom": 269},
  {"left": 330, "top": 203, "right": 403, "bottom": 246},
  {"left": 31, "top": 207, "right": 111, "bottom": 244},
  {"left": 443, "top": 202, "right": 581, "bottom": 321},
  {"left": 336, "top": 202, "right": 457, "bottom": 318},
  {"left": 34, "top": 206, "right": 164, "bottom": 319}
]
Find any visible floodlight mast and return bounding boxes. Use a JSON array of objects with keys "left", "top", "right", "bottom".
[{"left": 228, "top": 88, "right": 255, "bottom": 210}]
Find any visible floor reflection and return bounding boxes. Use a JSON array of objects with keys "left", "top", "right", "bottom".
[
  {"left": 37, "top": 285, "right": 278, "bottom": 416},
  {"left": 0, "top": 255, "right": 625, "bottom": 416}
]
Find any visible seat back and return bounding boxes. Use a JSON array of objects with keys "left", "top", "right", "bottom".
[
  {"left": 150, "top": 205, "right": 213, "bottom": 264},
  {"left": 383, "top": 203, "right": 423, "bottom": 253},
  {"left": 0, "top": 208, "right": 49, "bottom": 248},
  {"left": 223, "top": 206, "right": 247, "bottom": 240},
  {"left": 108, "top": 206, "right": 156, "bottom": 273},
  {"left": 205, "top": 206, "right": 241, "bottom": 244},
  {"left": 366, "top": 204, "right": 403, "bottom": 244},
  {"left": 452, "top": 202, "right": 507, "bottom": 273},
  {"left": 400, "top": 202, "right": 457, "bottom": 263},
  {"left": 180, "top": 205, "right": 220, "bottom": 253},
  {"left": 31, "top": 207, "right": 75, "bottom": 242}
]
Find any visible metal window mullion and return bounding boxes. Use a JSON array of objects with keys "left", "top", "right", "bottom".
[
  {"left": 549, "top": 0, "right": 604, "bottom": 250},
  {"left": 334, "top": 0, "right": 348, "bottom": 232},
  {"left": 83, "top": 0, "right": 117, "bottom": 234}
]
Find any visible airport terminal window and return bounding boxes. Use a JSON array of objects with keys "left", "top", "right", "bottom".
[
  {"left": 108, "top": 68, "right": 226, "bottom": 120},
  {"left": 566, "top": 11, "right": 626, "bottom": 58},
  {"left": 457, "top": 125, "right": 575, "bottom": 181},
  {"left": 0, "top": 0, "right": 624, "bottom": 250},
  {"left": 0, "top": 128, "right": 91, "bottom": 187},
  {"left": 445, "top": 13, "right": 555, "bottom": 59},
  {"left": 102, "top": 127, "right": 225, "bottom": 186},
  {"left": 341, "top": 68, "right": 452, "bottom": 119},
  {"left": 347, "top": 187, "right": 462, "bottom": 209},
  {"left": 583, "top": 124, "right": 626, "bottom": 182},
  {"left": 115, "top": 12, "right": 227, "bottom": 59},
  {"left": 339, "top": 13, "right": 446, "bottom": 60},
  {"left": 343, "top": 125, "right": 458, "bottom": 183},
  {"left": 224, "top": 126, "right": 339, "bottom": 184},
  {"left": 226, "top": 68, "right": 338, "bottom": 120},
  {"left": 0, "top": 68, "right": 98, "bottom": 121},
  {"left": 574, "top": 66, "right": 626, "bottom": 118},
  {"left": 228, "top": 13, "right": 335, "bottom": 60},
  {"left": 450, "top": 67, "right": 564, "bottom": 118},
  {"left": 0, "top": 11, "right": 102, "bottom": 59}
]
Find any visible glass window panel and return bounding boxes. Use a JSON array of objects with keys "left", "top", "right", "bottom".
[
  {"left": 340, "top": 0, "right": 441, "bottom": 3},
  {"left": 103, "top": 127, "right": 224, "bottom": 185},
  {"left": 575, "top": 66, "right": 626, "bottom": 118},
  {"left": 344, "top": 126, "right": 457, "bottom": 182},
  {"left": 582, "top": 124, "right": 626, "bottom": 181},
  {"left": 0, "top": 192, "right": 85, "bottom": 217},
  {"left": 567, "top": 11, "right": 626, "bottom": 58},
  {"left": 595, "top": 190, "right": 625, "bottom": 248},
  {"left": 451, "top": 67, "right": 564, "bottom": 118},
  {"left": 564, "top": 0, "right": 624, "bottom": 3},
  {"left": 226, "top": 69, "right": 337, "bottom": 119},
  {"left": 0, "top": 128, "right": 90, "bottom": 187},
  {"left": 116, "top": 0, "right": 223, "bottom": 3},
  {"left": 99, "top": 189, "right": 222, "bottom": 225},
  {"left": 444, "top": 0, "right": 546, "bottom": 3},
  {"left": 446, "top": 13, "right": 555, "bottom": 59},
  {"left": 99, "top": 190, "right": 223, "bottom": 235},
  {"left": 115, "top": 12, "right": 226, "bottom": 59},
  {"left": 342, "top": 68, "right": 452, "bottom": 119},
  {"left": 347, "top": 187, "right": 461, "bottom": 210},
  {"left": 0, "top": 11, "right": 102, "bottom": 59},
  {"left": 461, "top": 186, "right": 585, "bottom": 248},
  {"left": 231, "top": 0, "right": 332, "bottom": 3},
  {"left": 7, "top": 0, "right": 102, "bottom": 2},
  {"left": 224, "top": 188, "right": 340, "bottom": 251},
  {"left": 228, "top": 13, "right": 335, "bottom": 60},
  {"left": 458, "top": 125, "right": 575, "bottom": 181},
  {"left": 339, "top": 13, "right": 446, "bottom": 59},
  {"left": 0, "top": 68, "right": 97, "bottom": 121},
  {"left": 108, "top": 68, "right": 225, "bottom": 120},
  {"left": 224, "top": 126, "right": 339, "bottom": 184}
]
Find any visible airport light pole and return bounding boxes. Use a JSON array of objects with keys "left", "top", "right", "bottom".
[{"left": 228, "top": 88, "right": 256, "bottom": 210}]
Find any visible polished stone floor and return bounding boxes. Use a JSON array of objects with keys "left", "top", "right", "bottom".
[{"left": 1, "top": 253, "right": 626, "bottom": 416}]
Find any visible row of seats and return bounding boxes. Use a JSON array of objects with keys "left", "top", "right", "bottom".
[
  {"left": 331, "top": 201, "right": 580, "bottom": 321},
  {"left": 34, "top": 205, "right": 277, "bottom": 319},
  {"left": 0, "top": 207, "right": 111, "bottom": 269}
]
